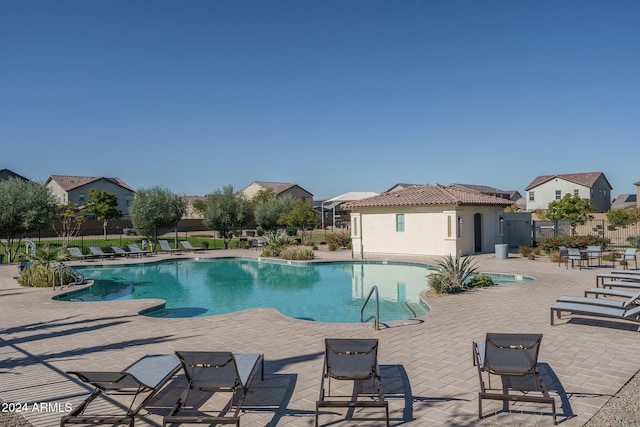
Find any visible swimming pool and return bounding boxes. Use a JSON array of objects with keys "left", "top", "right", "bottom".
[
  {"left": 56, "top": 258, "right": 432, "bottom": 323},
  {"left": 56, "top": 258, "right": 534, "bottom": 322}
]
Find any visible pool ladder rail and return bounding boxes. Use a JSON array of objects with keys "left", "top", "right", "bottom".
[
  {"left": 53, "top": 265, "right": 86, "bottom": 290},
  {"left": 361, "top": 285, "right": 380, "bottom": 330}
]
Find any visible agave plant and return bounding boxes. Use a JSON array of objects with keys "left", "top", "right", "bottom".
[
  {"left": 261, "top": 231, "right": 295, "bottom": 257},
  {"left": 427, "top": 253, "right": 478, "bottom": 294}
]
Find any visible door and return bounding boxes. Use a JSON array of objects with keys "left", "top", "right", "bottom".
[{"left": 474, "top": 213, "right": 482, "bottom": 252}]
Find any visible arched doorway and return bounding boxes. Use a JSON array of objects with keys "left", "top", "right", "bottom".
[{"left": 474, "top": 213, "right": 482, "bottom": 252}]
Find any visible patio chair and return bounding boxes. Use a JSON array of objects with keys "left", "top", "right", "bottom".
[
  {"left": 472, "top": 333, "right": 556, "bottom": 424},
  {"left": 180, "top": 241, "right": 204, "bottom": 253},
  {"left": 158, "top": 240, "right": 181, "bottom": 255},
  {"left": 111, "top": 246, "right": 131, "bottom": 257},
  {"left": 68, "top": 247, "right": 90, "bottom": 261},
  {"left": 551, "top": 301, "right": 640, "bottom": 326},
  {"left": 163, "top": 351, "right": 264, "bottom": 427},
  {"left": 126, "top": 243, "right": 150, "bottom": 257},
  {"left": 250, "top": 239, "right": 263, "bottom": 251},
  {"left": 586, "top": 246, "right": 602, "bottom": 267},
  {"left": 61, "top": 354, "right": 181, "bottom": 426},
  {"left": 89, "top": 246, "right": 116, "bottom": 259},
  {"left": 556, "top": 290, "right": 640, "bottom": 309},
  {"left": 557, "top": 246, "right": 568, "bottom": 267},
  {"left": 622, "top": 248, "right": 638, "bottom": 270},
  {"left": 567, "top": 248, "right": 588, "bottom": 270},
  {"left": 316, "top": 338, "right": 389, "bottom": 427}
]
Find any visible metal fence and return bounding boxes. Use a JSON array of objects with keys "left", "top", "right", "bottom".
[{"left": 531, "top": 219, "right": 640, "bottom": 247}]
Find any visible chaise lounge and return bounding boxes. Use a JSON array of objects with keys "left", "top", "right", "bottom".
[
  {"left": 550, "top": 302, "right": 640, "bottom": 326},
  {"left": 316, "top": 338, "right": 389, "bottom": 427},
  {"left": 158, "top": 240, "right": 181, "bottom": 255},
  {"left": 163, "top": 351, "right": 264, "bottom": 426},
  {"left": 61, "top": 354, "right": 181, "bottom": 426},
  {"left": 472, "top": 333, "right": 556, "bottom": 424}
]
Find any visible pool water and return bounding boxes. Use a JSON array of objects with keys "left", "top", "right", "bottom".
[{"left": 56, "top": 258, "right": 432, "bottom": 322}]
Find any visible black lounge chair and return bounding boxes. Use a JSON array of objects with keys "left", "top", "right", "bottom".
[
  {"left": 163, "top": 351, "right": 264, "bottom": 426},
  {"left": 316, "top": 338, "right": 389, "bottom": 427},
  {"left": 472, "top": 333, "right": 556, "bottom": 424},
  {"left": 61, "top": 354, "right": 181, "bottom": 426}
]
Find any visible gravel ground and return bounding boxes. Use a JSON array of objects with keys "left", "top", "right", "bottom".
[
  {"left": 583, "top": 368, "right": 640, "bottom": 426},
  {"left": 3, "top": 370, "right": 640, "bottom": 427}
]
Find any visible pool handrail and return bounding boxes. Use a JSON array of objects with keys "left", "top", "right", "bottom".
[{"left": 361, "top": 285, "right": 380, "bottom": 330}]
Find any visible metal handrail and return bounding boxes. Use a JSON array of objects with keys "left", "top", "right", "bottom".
[
  {"left": 360, "top": 285, "right": 380, "bottom": 330},
  {"left": 53, "top": 265, "right": 85, "bottom": 290}
]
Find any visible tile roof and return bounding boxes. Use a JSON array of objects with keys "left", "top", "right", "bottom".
[
  {"left": 251, "top": 181, "right": 313, "bottom": 196},
  {"left": 47, "top": 175, "right": 134, "bottom": 192},
  {"left": 525, "top": 172, "right": 610, "bottom": 191},
  {"left": 344, "top": 184, "right": 514, "bottom": 209}
]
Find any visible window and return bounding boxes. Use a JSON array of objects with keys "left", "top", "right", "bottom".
[
  {"left": 353, "top": 217, "right": 358, "bottom": 236},
  {"left": 555, "top": 190, "right": 561, "bottom": 200},
  {"left": 447, "top": 215, "right": 452, "bottom": 237},
  {"left": 574, "top": 189, "right": 579, "bottom": 196},
  {"left": 396, "top": 214, "right": 404, "bottom": 232},
  {"left": 529, "top": 191, "right": 535, "bottom": 201},
  {"left": 78, "top": 193, "right": 86, "bottom": 203}
]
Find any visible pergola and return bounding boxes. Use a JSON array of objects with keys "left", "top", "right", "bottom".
[{"left": 321, "top": 192, "right": 379, "bottom": 231}]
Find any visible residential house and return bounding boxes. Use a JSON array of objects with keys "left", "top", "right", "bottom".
[
  {"left": 46, "top": 175, "right": 135, "bottom": 218},
  {"left": 525, "top": 172, "right": 612, "bottom": 213},
  {"left": 240, "top": 181, "right": 313, "bottom": 203},
  {"left": 0, "top": 168, "right": 29, "bottom": 182},
  {"left": 611, "top": 194, "right": 637, "bottom": 210},
  {"left": 345, "top": 184, "right": 513, "bottom": 257},
  {"left": 182, "top": 195, "right": 207, "bottom": 219}
]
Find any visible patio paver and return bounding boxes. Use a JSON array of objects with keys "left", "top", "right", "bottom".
[{"left": 1, "top": 248, "right": 639, "bottom": 426}]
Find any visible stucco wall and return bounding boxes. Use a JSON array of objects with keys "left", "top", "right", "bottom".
[
  {"left": 351, "top": 205, "right": 503, "bottom": 258},
  {"left": 526, "top": 176, "right": 611, "bottom": 212}
]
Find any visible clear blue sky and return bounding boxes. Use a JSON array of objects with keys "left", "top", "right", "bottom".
[{"left": 2, "top": 1, "right": 638, "bottom": 200}]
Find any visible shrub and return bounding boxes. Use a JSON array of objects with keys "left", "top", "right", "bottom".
[
  {"left": 550, "top": 251, "right": 561, "bottom": 263},
  {"left": 519, "top": 246, "right": 533, "bottom": 257},
  {"left": 326, "top": 231, "right": 351, "bottom": 248},
  {"left": 427, "top": 254, "right": 478, "bottom": 294},
  {"left": 328, "top": 243, "right": 338, "bottom": 251},
  {"left": 527, "top": 253, "right": 535, "bottom": 260},
  {"left": 537, "top": 234, "right": 607, "bottom": 253},
  {"left": 256, "top": 226, "right": 264, "bottom": 236},
  {"left": 626, "top": 236, "right": 640, "bottom": 249},
  {"left": 468, "top": 275, "right": 494, "bottom": 289},
  {"left": 285, "top": 227, "right": 298, "bottom": 236},
  {"left": 201, "top": 241, "right": 209, "bottom": 250},
  {"left": 246, "top": 230, "right": 256, "bottom": 237},
  {"left": 280, "top": 246, "right": 314, "bottom": 260}
]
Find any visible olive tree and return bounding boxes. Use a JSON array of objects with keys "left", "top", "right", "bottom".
[
  {"left": 52, "top": 201, "right": 86, "bottom": 244},
  {"left": 203, "top": 185, "right": 252, "bottom": 249},
  {"left": 129, "top": 186, "right": 186, "bottom": 250},
  {"left": 83, "top": 188, "right": 120, "bottom": 239},
  {"left": 254, "top": 194, "right": 294, "bottom": 231},
  {"left": 278, "top": 200, "right": 318, "bottom": 239},
  {"left": 546, "top": 194, "right": 595, "bottom": 234},
  {"left": 0, "top": 178, "right": 57, "bottom": 262}
]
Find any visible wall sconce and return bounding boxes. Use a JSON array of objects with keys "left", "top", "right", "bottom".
[{"left": 458, "top": 216, "right": 463, "bottom": 224}]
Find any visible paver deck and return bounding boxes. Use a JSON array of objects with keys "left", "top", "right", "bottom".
[{"left": 1, "top": 248, "right": 639, "bottom": 426}]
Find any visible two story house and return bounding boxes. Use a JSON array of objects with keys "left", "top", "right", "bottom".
[
  {"left": 46, "top": 175, "right": 135, "bottom": 218},
  {"left": 524, "top": 172, "right": 612, "bottom": 213}
]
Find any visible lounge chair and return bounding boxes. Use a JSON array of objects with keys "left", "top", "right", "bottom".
[
  {"left": 163, "top": 351, "right": 264, "bottom": 427},
  {"left": 556, "top": 290, "right": 640, "bottom": 309},
  {"left": 596, "top": 272, "right": 640, "bottom": 287},
  {"left": 622, "top": 248, "right": 638, "bottom": 269},
  {"left": 126, "top": 243, "right": 150, "bottom": 257},
  {"left": 584, "top": 287, "right": 639, "bottom": 300},
  {"left": 68, "top": 247, "right": 90, "bottom": 261},
  {"left": 180, "top": 241, "right": 204, "bottom": 253},
  {"left": 89, "top": 246, "right": 116, "bottom": 259},
  {"left": 316, "top": 338, "right": 389, "bottom": 427},
  {"left": 61, "top": 354, "right": 181, "bottom": 426},
  {"left": 551, "top": 301, "right": 640, "bottom": 326},
  {"left": 472, "top": 333, "right": 556, "bottom": 424},
  {"left": 158, "top": 240, "right": 181, "bottom": 255},
  {"left": 567, "top": 247, "right": 588, "bottom": 270},
  {"left": 111, "top": 246, "right": 131, "bottom": 257}
]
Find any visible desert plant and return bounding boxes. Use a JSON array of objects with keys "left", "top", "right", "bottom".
[
  {"left": 467, "top": 275, "right": 494, "bottom": 289},
  {"left": 519, "top": 246, "right": 533, "bottom": 257},
  {"left": 261, "top": 231, "right": 295, "bottom": 257},
  {"left": 527, "top": 253, "right": 535, "bottom": 260},
  {"left": 280, "top": 246, "right": 314, "bottom": 260},
  {"left": 328, "top": 242, "right": 338, "bottom": 251},
  {"left": 326, "top": 231, "right": 351, "bottom": 248},
  {"left": 427, "top": 253, "right": 478, "bottom": 294},
  {"left": 17, "top": 244, "right": 71, "bottom": 287}
]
